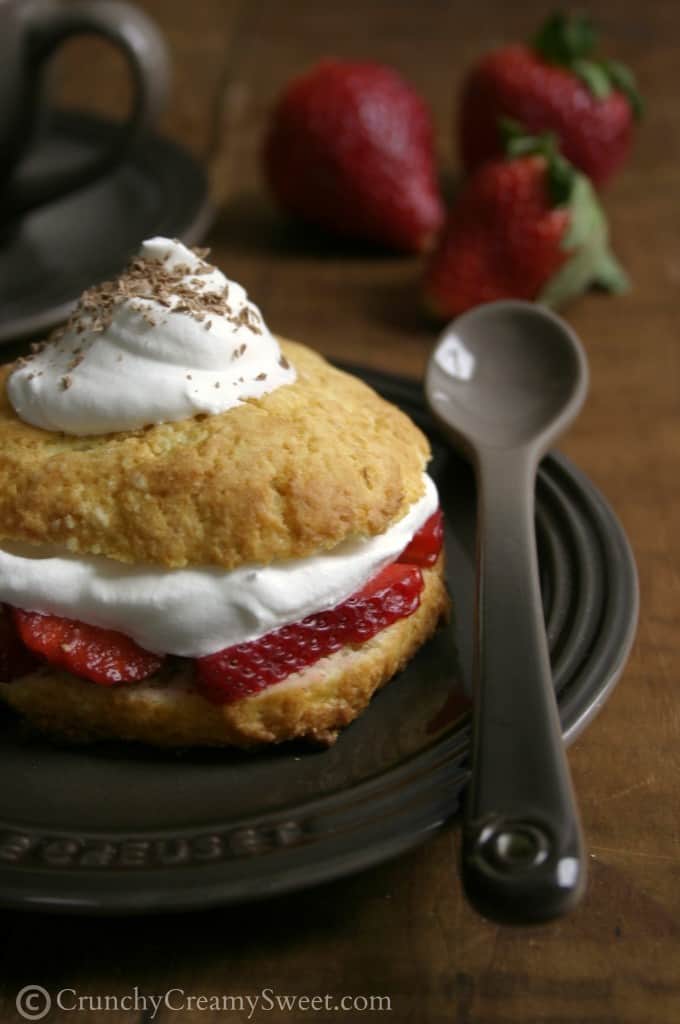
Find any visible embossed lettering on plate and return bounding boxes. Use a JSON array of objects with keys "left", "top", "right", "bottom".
[{"left": 0, "top": 820, "right": 306, "bottom": 871}]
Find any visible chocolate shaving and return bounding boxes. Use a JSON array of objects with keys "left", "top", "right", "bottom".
[
  {"left": 234, "top": 306, "right": 263, "bottom": 335},
  {"left": 46, "top": 247, "right": 249, "bottom": 337},
  {"left": 25, "top": 244, "right": 271, "bottom": 394}
]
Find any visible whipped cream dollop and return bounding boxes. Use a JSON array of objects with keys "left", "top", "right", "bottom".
[
  {"left": 7, "top": 237, "right": 296, "bottom": 435},
  {"left": 0, "top": 476, "right": 438, "bottom": 658}
]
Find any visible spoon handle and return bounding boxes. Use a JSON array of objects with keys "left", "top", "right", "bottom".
[{"left": 462, "top": 446, "right": 586, "bottom": 924}]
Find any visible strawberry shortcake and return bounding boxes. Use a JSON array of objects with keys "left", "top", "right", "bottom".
[{"left": 0, "top": 238, "right": 448, "bottom": 747}]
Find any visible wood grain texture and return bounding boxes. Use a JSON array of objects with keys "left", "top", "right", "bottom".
[{"left": 1, "top": 1, "right": 679, "bottom": 1021}]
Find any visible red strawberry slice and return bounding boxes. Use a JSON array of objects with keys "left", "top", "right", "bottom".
[
  {"left": 0, "top": 604, "right": 40, "bottom": 682},
  {"left": 398, "top": 509, "right": 444, "bottom": 567},
  {"left": 196, "top": 562, "right": 423, "bottom": 705},
  {"left": 12, "top": 609, "right": 164, "bottom": 686}
]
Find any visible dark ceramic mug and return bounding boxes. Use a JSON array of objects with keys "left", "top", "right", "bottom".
[{"left": 0, "top": 0, "right": 169, "bottom": 223}]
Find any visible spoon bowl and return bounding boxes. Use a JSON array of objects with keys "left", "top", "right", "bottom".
[
  {"left": 426, "top": 300, "right": 588, "bottom": 457},
  {"left": 426, "top": 300, "right": 589, "bottom": 924}
]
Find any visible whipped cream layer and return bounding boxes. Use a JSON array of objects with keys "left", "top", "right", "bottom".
[
  {"left": 7, "top": 237, "right": 296, "bottom": 435},
  {"left": 0, "top": 476, "right": 438, "bottom": 658}
]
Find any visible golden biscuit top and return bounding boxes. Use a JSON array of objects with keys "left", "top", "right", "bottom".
[{"left": 0, "top": 340, "right": 430, "bottom": 568}]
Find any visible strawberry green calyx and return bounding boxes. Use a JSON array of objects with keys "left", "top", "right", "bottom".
[
  {"left": 500, "top": 119, "right": 575, "bottom": 204},
  {"left": 501, "top": 119, "right": 629, "bottom": 306},
  {"left": 532, "top": 12, "right": 643, "bottom": 117},
  {"left": 539, "top": 170, "right": 629, "bottom": 306},
  {"left": 533, "top": 12, "right": 598, "bottom": 64},
  {"left": 602, "top": 59, "right": 644, "bottom": 119}
]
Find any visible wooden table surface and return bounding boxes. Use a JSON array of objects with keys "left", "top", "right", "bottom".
[{"left": 1, "top": 1, "right": 679, "bottom": 1022}]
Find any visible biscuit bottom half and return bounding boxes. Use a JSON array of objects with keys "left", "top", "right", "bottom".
[{"left": 0, "top": 558, "right": 449, "bottom": 749}]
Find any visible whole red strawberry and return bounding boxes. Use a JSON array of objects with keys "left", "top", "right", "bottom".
[
  {"left": 424, "top": 124, "right": 628, "bottom": 318},
  {"left": 263, "top": 59, "right": 444, "bottom": 252},
  {"left": 459, "top": 13, "right": 642, "bottom": 187}
]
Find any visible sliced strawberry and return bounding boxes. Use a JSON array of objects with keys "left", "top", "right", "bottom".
[
  {"left": 12, "top": 609, "right": 164, "bottom": 686},
  {"left": 398, "top": 509, "right": 444, "bottom": 567},
  {"left": 0, "top": 604, "right": 40, "bottom": 682},
  {"left": 196, "top": 562, "right": 423, "bottom": 705}
]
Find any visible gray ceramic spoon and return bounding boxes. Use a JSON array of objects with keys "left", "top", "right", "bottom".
[{"left": 425, "top": 300, "right": 589, "bottom": 924}]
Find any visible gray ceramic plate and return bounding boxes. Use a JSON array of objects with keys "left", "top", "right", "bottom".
[
  {"left": 0, "top": 367, "right": 638, "bottom": 914},
  {"left": 0, "top": 110, "right": 214, "bottom": 345}
]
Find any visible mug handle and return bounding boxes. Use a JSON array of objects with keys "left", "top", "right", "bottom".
[{"left": 5, "top": 0, "right": 170, "bottom": 220}]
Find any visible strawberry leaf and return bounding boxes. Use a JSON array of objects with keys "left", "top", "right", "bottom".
[
  {"left": 603, "top": 59, "right": 644, "bottom": 118},
  {"left": 539, "top": 174, "right": 629, "bottom": 308},
  {"left": 571, "top": 59, "right": 612, "bottom": 99},
  {"left": 533, "top": 12, "right": 597, "bottom": 63},
  {"left": 547, "top": 151, "right": 576, "bottom": 206},
  {"left": 499, "top": 120, "right": 576, "bottom": 205},
  {"left": 590, "top": 251, "right": 630, "bottom": 293},
  {"left": 501, "top": 117, "right": 555, "bottom": 159}
]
